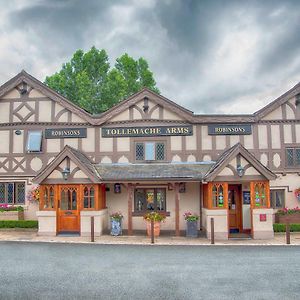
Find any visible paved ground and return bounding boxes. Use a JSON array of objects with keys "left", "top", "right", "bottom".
[
  {"left": 0, "top": 242, "right": 299, "bottom": 300},
  {"left": 0, "top": 229, "right": 300, "bottom": 245}
]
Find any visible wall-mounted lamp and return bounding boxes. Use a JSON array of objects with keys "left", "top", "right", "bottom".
[
  {"left": 15, "top": 130, "right": 22, "bottom": 135},
  {"left": 61, "top": 167, "right": 70, "bottom": 180},
  {"left": 143, "top": 96, "right": 149, "bottom": 112},
  {"left": 237, "top": 165, "right": 244, "bottom": 177},
  {"left": 114, "top": 183, "right": 121, "bottom": 193}
]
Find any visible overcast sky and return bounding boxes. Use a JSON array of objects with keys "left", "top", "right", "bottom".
[{"left": 0, "top": 0, "right": 299, "bottom": 114}]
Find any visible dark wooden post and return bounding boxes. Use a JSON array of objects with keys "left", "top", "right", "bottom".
[
  {"left": 286, "top": 222, "right": 290, "bottom": 245},
  {"left": 128, "top": 184, "right": 133, "bottom": 235},
  {"left": 211, "top": 218, "right": 215, "bottom": 245},
  {"left": 175, "top": 183, "right": 180, "bottom": 236},
  {"left": 91, "top": 216, "right": 95, "bottom": 242},
  {"left": 151, "top": 219, "right": 154, "bottom": 244}
]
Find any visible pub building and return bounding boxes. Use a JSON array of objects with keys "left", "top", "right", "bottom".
[{"left": 0, "top": 70, "right": 300, "bottom": 239}]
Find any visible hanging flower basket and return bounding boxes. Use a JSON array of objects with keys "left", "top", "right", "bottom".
[
  {"left": 294, "top": 188, "right": 300, "bottom": 201},
  {"left": 27, "top": 186, "right": 40, "bottom": 204}
]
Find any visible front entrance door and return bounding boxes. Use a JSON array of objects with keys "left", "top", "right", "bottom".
[
  {"left": 228, "top": 185, "right": 242, "bottom": 233},
  {"left": 57, "top": 185, "right": 80, "bottom": 233}
]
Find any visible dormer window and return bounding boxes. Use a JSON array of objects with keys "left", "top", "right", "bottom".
[
  {"left": 135, "top": 142, "right": 165, "bottom": 161},
  {"left": 27, "top": 131, "right": 43, "bottom": 153}
]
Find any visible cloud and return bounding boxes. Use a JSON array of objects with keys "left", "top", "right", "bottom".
[{"left": 0, "top": 0, "right": 299, "bottom": 114}]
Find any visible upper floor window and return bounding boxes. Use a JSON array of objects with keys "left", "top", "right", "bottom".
[
  {"left": 135, "top": 142, "right": 165, "bottom": 161},
  {"left": 0, "top": 182, "right": 25, "bottom": 205},
  {"left": 286, "top": 148, "right": 300, "bottom": 167},
  {"left": 270, "top": 189, "right": 285, "bottom": 209},
  {"left": 27, "top": 131, "right": 42, "bottom": 152}
]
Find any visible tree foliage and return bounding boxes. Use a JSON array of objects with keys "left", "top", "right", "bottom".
[{"left": 45, "top": 47, "right": 160, "bottom": 113}]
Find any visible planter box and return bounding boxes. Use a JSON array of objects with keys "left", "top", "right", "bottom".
[
  {"left": 111, "top": 219, "right": 122, "bottom": 236},
  {"left": 186, "top": 220, "right": 198, "bottom": 238},
  {"left": 275, "top": 214, "right": 300, "bottom": 224},
  {"left": 0, "top": 211, "right": 24, "bottom": 221}
]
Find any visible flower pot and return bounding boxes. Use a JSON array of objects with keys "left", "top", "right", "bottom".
[
  {"left": 146, "top": 221, "right": 161, "bottom": 237},
  {"left": 186, "top": 220, "right": 198, "bottom": 238},
  {"left": 111, "top": 219, "right": 122, "bottom": 236}
]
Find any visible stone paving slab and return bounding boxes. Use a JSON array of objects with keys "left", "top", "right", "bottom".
[{"left": 0, "top": 229, "right": 300, "bottom": 246}]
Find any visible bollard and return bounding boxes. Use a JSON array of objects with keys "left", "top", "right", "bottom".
[
  {"left": 151, "top": 219, "right": 154, "bottom": 244},
  {"left": 91, "top": 216, "right": 95, "bottom": 242},
  {"left": 211, "top": 218, "right": 215, "bottom": 245},
  {"left": 286, "top": 222, "right": 290, "bottom": 245}
]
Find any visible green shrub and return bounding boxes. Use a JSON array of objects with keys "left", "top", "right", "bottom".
[
  {"left": 273, "top": 223, "right": 300, "bottom": 232},
  {"left": 0, "top": 220, "right": 38, "bottom": 228}
]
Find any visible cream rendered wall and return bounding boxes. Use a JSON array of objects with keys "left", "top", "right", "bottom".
[
  {"left": 47, "top": 139, "right": 61, "bottom": 153},
  {"left": 296, "top": 125, "right": 300, "bottom": 143},
  {"left": 244, "top": 134, "right": 254, "bottom": 149},
  {"left": 2, "top": 88, "right": 20, "bottom": 98},
  {"left": 64, "top": 138, "right": 78, "bottom": 148},
  {"left": 13, "top": 130, "right": 24, "bottom": 153},
  {"left": 271, "top": 125, "right": 281, "bottom": 149},
  {"left": 38, "top": 101, "right": 52, "bottom": 122},
  {"left": 29, "top": 89, "right": 44, "bottom": 98},
  {"left": 100, "top": 129, "right": 113, "bottom": 152},
  {"left": 201, "top": 126, "right": 212, "bottom": 150},
  {"left": 0, "top": 131, "right": 10, "bottom": 153},
  {"left": 286, "top": 104, "right": 295, "bottom": 119},
  {"left": 171, "top": 136, "right": 182, "bottom": 151},
  {"left": 230, "top": 135, "right": 239, "bottom": 147},
  {"left": 117, "top": 137, "right": 130, "bottom": 152},
  {"left": 150, "top": 107, "right": 160, "bottom": 119},
  {"left": 186, "top": 126, "right": 197, "bottom": 150},
  {"left": 0, "top": 103, "right": 10, "bottom": 123},
  {"left": 163, "top": 109, "right": 183, "bottom": 120},
  {"left": 71, "top": 114, "right": 86, "bottom": 123},
  {"left": 258, "top": 125, "right": 268, "bottom": 149},
  {"left": 55, "top": 103, "right": 68, "bottom": 122},
  {"left": 216, "top": 136, "right": 226, "bottom": 150},
  {"left": 82, "top": 128, "right": 95, "bottom": 152},
  {"left": 261, "top": 106, "right": 283, "bottom": 120},
  {"left": 218, "top": 167, "right": 234, "bottom": 176},
  {"left": 283, "top": 125, "right": 292, "bottom": 143},
  {"left": 110, "top": 109, "right": 130, "bottom": 122}
]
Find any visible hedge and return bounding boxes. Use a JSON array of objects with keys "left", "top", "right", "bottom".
[
  {"left": 273, "top": 223, "right": 300, "bottom": 232},
  {"left": 0, "top": 220, "right": 38, "bottom": 228}
]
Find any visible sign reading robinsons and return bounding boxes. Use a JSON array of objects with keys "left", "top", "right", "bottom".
[
  {"left": 102, "top": 125, "right": 193, "bottom": 138},
  {"left": 208, "top": 124, "right": 252, "bottom": 135},
  {"left": 45, "top": 128, "right": 87, "bottom": 139}
]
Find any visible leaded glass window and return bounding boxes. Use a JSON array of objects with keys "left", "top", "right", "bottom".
[
  {"left": 83, "top": 186, "right": 95, "bottom": 209},
  {"left": 134, "top": 188, "right": 166, "bottom": 212},
  {"left": 270, "top": 189, "right": 285, "bottom": 209},
  {"left": 156, "top": 143, "right": 165, "bottom": 160},
  {"left": 135, "top": 142, "right": 165, "bottom": 161},
  {"left": 136, "top": 143, "right": 144, "bottom": 161},
  {"left": 0, "top": 182, "right": 25, "bottom": 205},
  {"left": 286, "top": 148, "right": 300, "bottom": 167}
]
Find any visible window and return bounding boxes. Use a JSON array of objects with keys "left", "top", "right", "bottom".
[
  {"left": 43, "top": 186, "right": 55, "bottom": 209},
  {"left": 0, "top": 182, "right": 25, "bottom": 204},
  {"left": 212, "top": 184, "right": 224, "bottom": 208},
  {"left": 270, "top": 189, "right": 285, "bottom": 209},
  {"left": 286, "top": 148, "right": 300, "bottom": 167},
  {"left": 254, "top": 182, "right": 267, "bottom": 207},
  {"left": 134, "top": 188, "right": 166, "bottom": 212},
  {"left": 83, "top": 186, "right": 95, "bottom": 209},
  {"left": 135, "top": 142, "right": 165, "bottom": 161},
  {"left": 27, "top": 131, "right": 42, "bottom": 152}
]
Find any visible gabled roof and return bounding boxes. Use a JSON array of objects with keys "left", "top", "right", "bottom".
[
  {"left": 94, "top": 88, "right": 195, "bottom": 125},
  {"left": 204, "top": 143, "right": 276, "bottom": 181},
  {"left": 33, "top": 145, "right": 101, "bottom": 184},
  {"left": 95, "top": 162, "right": 214, "bottom": 181},
  {"left": 0, "top": 70, "right": 95, "bottom": 124},
  {"left": 254, "top": 82, "right": 300, "bottom": 120}
]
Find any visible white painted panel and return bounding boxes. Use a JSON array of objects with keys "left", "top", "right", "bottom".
[
  {"left": 163, "top": 109, "right": 183, "bottom": 120},
  {"left": 13, "top": 130, "right": 24, "bottom": 153},
  {"left": 286, "top": 104, "right": 295, "bottom": 119},
  {"left": 64, "top": 138, "right": 78, "bottom": 148},
  {"left": 82, "top": 128, "right": 95, "bottom": 152},
  {"left": 47, "top": 139, "right": 61, "bottom": 153},
  {"left": 243, "top": 205, "right": 251, "bottom": 229},
  {"left": 29, "top": 89, "right": 44, "bottom": 98},
  {"left": 117, "top": 138, "right": 130, "bottom": 152},
  {"left": 0, "top": 103, "right": 10, "bottom": 123},
  {"left": 216, "top": 136, "right": 226, "bottom": 150},
  {"left": 283, "top": 124, "right": 292, "bottom": 143},
  {"left": 244, "top": 134, "right": 253, "bottom": 149},
  {"left": 230, "top": 135, "right": 239, "bottom": 147},
  {"left": 39, "top": 101, "right": 52, "bottom": 122},
  {"left": 262, "top": 106, "right": 282, "bottom": 120},
  {"left": 171, "top": 136, "right": 182, "bottom": 151},
  {"left": 271, "top": 125, "right": 280, "bottom": 149},
  {"left": 0, "top": 131, "right": 10, "bottom": 153},
  {"left": 2, "top": 89, "right": 20, "bottom": 98},
  {"left": 258, "top": 125, "right": 268, "bottom": 149},
  {"left": 100, "top": 130, "right": 113, "bottom": 152},
  {"left": 201, "top": 126, "right": 212, "bottom": 150},
  {"left": 296, "top": 124, "right": 300, "bottom": 143},
  {"left": 186, "top": 126, "right": 197, "bottom": 150},
  {"left": 110, "top": 109, "right": 130, "bottom": 122}
]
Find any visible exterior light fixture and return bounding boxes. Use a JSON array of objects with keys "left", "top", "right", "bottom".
[
  {"left": 61, "top": 167, "right": 70, "bottom": 180},
  {"left": 143, "top": 96, "right": 149, "bottom": 112},
  {"left": 114, "top": 183, "right": 121, "bottom": 193},
  {"left": 15, "top": 130, "right": 22, "bottom": 135},
  {"left": 237, "top": 165, "right": 244, "bottom": 177}
]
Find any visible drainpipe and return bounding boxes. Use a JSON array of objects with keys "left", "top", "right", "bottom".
[{"left": 199, "top": 182, "right": 203, "bottom": 231}]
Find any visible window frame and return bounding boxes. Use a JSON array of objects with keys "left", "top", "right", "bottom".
[
  {"left": 0, "top": 182, "right": 26, "bottom": 205},
  {"left": 82, "top": 185, "right": 96, "bottom": 210},
  {"left": 26, "top": 130, "right": 43, "bottom": 153},
  {"left": 134, "top": 141, "right": 166, "bottom": 162},
  {"left": 270, "top": 189, "right": 285, "bottom": 209},
  {"left": 133, "top": 187, "right": 168, "bottom": 215}
]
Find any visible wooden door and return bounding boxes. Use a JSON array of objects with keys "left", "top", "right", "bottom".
[
  {"left": 57, "top": 185, "right": 80, "bottom": 233},
  {"left": 228, "top": 185, "right": 242, "bottom": 232}
]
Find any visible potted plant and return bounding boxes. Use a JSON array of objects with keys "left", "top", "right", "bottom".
[
  {"left": 143, "top": 211, "right": 166, "bottom": 237},
  {"left": 294, "top": 188, "right": 300, "bottom": 201},
  {"left": 0, "top": 204, "right": 24, "bottom": 220},
  {"left": 275, "top": 207, "right": 300, "bottom": 224},
  {"left": 110, "top": 212, "right": 123, "bottom": 236},
  {"left": 183, "top": 211, "right": 199, "bottom": 238}
]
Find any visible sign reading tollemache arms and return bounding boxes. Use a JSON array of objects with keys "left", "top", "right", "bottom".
[
  {"left": 102, "top": 125, "right": 193, "bottom": 138},
  {"left": 45, "top": 128, "right": 87, "bottom": 139},
  {"left": 208, "top": 124, "right": 252, "bottom": 135}
]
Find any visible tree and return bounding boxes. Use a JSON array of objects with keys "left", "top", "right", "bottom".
[{"left": 45, "top": 47, "right": 160, "bottom": 114}]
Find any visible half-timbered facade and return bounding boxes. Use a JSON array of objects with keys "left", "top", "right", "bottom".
[{"left": 0, "top": 70, "right": 299, "bottom": 239}]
